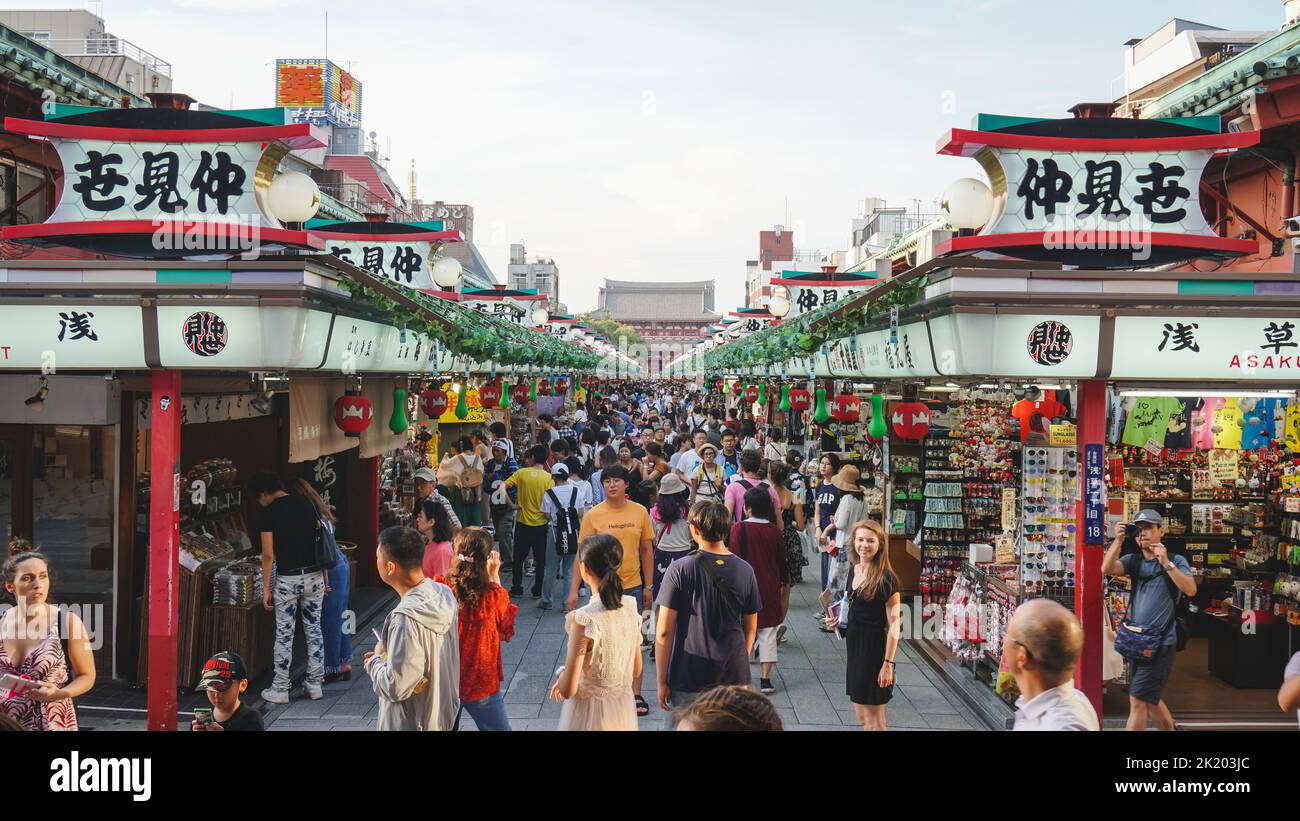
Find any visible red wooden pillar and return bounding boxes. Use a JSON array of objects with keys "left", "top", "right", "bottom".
[
  {"left": 147, "top": 370, "right": 182, "bottom": 731},
  {"left": 1073, "top": 379, "right": 1106, "bottom": 716}
]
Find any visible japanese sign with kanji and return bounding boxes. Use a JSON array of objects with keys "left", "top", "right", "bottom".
[
  {"left": 938, "top": 115, "right": 1259, "bottom": 266},
  {"left": 1111, "top": 316, "right": 1300, "bottom": 379},
  {"left": 275, "top": 59, "right": 364, "bottom": 128},
  {"left": 326, "top": 240, "right": 436, "bottom": 288},
  {"left": 787, "top": 283, "right": 865, "bottom": 317}
]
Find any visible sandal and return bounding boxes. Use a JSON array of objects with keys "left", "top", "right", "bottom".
[{"left": 634, "top": 694, "right": 650, "bottom": 717}]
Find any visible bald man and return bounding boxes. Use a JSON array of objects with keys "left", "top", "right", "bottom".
[{"left": 1004, "top": 599, "right": 1099, "bottom": 731}]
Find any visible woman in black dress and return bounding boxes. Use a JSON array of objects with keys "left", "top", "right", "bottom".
[{"left": 826, "top": 519, "right": 901, "bottom": 731}]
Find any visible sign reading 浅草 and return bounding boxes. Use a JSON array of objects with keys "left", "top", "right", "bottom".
[{"left": 1111, "top": 316, "right": 1300, "bottom": 379}]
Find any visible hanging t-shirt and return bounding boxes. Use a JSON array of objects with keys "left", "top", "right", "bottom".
[
  {"left": 1121, "top": 396, "right": 1182, "bottom": 448},
  {"left": 1012, "top": 396, "right": 1067, "bottom": 442},
  {"left": 1106, "top": 390, "right": 1127, "bottom": 446},
  {"left": 1285, "top": 400, "right": 1300, "bottom": 452},
  {"left": 1242, "top": 397, "right": 1282, "bottom": 450},
  {"left": 1213, "top": 402, "right": 1245, "bottom": 450},
  {"left": 1162, "top": 397, "right": 1195, "bottom": 450},
  {"left": 1191, "top": 396, "right": 1225, "bottom": 451}
]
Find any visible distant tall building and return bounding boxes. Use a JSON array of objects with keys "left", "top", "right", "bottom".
[
  {"left": 509, "top": 242, "right": 559, "bottom": 311},
  {"left": 0, "top": 8, "right": 172, "bottom": 95},
  {"left": 746, "top": 225, "right": 794, "bottom": 307},
  {"left": 597, "top": 279, "right": 720, "bottom": 375}
]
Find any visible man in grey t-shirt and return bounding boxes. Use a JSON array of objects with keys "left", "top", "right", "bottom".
[{"left": 1102, "top": 510, "right": 1197, "bottom": 732}]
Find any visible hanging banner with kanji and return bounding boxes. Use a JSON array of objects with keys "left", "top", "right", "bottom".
[
  {"left": 770, "top": 271, "right": 873, "bottom": 318},
  {"left": 307, "top": 219, "right": 463, "bottom": 291},
  {"left": 2, "top": 104, "right": 327, "bottom": 257},
  {"left": 937, "top": 114, "right": 1260, "bottom": 267}
]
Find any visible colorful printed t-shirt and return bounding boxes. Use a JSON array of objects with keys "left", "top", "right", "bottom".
[
  {"left": 1121, "top": 396, "right": 1182, "bottom": 448},
  {"left": 1191, "top": 397, "right": 1225, "bottom": 451}
]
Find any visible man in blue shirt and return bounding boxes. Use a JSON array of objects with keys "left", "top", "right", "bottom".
[{"left": 1102, "top": 510, "right": 1196, "bottom": 731}]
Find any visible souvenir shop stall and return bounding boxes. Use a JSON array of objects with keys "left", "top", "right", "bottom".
[{"left": 1100, "top": 388, "right": 1300, "bottom": 714}]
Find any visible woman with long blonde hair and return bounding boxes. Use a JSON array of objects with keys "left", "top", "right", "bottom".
[{"left": 825, "top": 519, "right": 901, "bottom": 731}]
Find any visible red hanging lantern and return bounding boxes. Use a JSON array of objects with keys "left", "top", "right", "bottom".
[
  {"left": 510, "top": 383, "right": 531, "bottom": 404},
  {"left": 744, "top": 384, "right": 760, "bottom": 403},
  {"left": 831, "top": 393, "right": 861, "bottom": 423},
  {"left": 892, "top": 401, "right": 932, "bottom": 440},
  {"left": 421, "top": 387, "right": 449, "bottom": 419},
  {"left": 788, "top": 389, "right": 812, "bottom": 413},
  {"left": 478, "top": 382, "right": 502, "bottom": 407},
  {"left": 555, "top": 377, "right": 570, "bottom": 395},
  {"left": 334, "top": 390, "right": 373, "bottom": 437},
  {"left": 731, "top": 381, "right": 743, "bottom": 396},
  {"left": 713, "top": 378, "right": 724, "bottom": 392},
  {"left": 537, "top": 378, "right": 553, "bottom": 396}
]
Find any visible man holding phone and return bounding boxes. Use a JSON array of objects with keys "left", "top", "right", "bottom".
[{"left": 1102, "top": 509, "right": 1196, "bottom": 731}]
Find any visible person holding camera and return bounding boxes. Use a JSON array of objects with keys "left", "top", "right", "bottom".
[{"left": 1102, "top": 510, "right": 1196, "bottom": 731}]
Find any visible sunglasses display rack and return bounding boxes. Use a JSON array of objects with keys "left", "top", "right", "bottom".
[
  {"left": 1019, "top": 446, "right": 1080, "bottom": 608},
  {"left": 919, "top": 429, "right": 966, "bottom": 615}
]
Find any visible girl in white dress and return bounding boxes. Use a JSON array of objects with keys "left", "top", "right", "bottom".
[{"left": 550, "top": 534, "right": 643, "bottom": 731}]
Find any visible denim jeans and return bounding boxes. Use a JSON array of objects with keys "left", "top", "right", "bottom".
[
  {"left": 491, "top": 507, "right": 517, "bottom": 564},
  {"left": 542, "top": 526, "right": 576, "bottom": 607},
  {"left": 272, "top": 570, "right": 325, "bottom": 692},
  {"left": 461, "top": 691, "right": 512, "bottom": 731},
  {"left": 322, "top": 559, "right": 353, "bottom": 674}
]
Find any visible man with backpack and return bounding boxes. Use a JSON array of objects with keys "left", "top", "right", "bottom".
[
  {"left": 723, "top": 450, "right": 783, "bottom": 529},
  {"left": 1102, "top": 510, "right": 1196, "bottom": 731},
  {"left": 539, "top": 461, "right": 591, "bottom": 611},
  {"left": 654, "top": 501, "right": 761, "bottom": 725}
]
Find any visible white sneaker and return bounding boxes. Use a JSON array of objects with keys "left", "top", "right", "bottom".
[
  {"left": 304, "top": 683, "right": 324, "bottom": 700},
  {"left": 261, "top": 687, "right": 289, "bottom": 704}
]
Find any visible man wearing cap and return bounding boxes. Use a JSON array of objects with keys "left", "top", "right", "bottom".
[
  {"left": 413, "top": 467, "right": 462, "bottom": 534},
  {"left": 192, "top": 652, "right": 264, "bottom": 731},
  {"left": 539, "top": 459, "right": 591, "bottom": 610},
  {"left": 486, "top": 439, "right": 519, "bottom": 565},
  {"left": 1103, "top": 510, "right": 1196, "bottom": 731}
]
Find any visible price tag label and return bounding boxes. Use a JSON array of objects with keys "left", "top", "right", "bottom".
[
  {"left": 1207, "top": 449, "right": 1239, "bottom": 483},
  {"left": 1285, "top": 496, "right": 1300, "bottom": 514},
  {"left": 1001, "top": 487, "right": 1017, "bottom": 531},
  {"left": 1050, "top": 423, "right": 1077, "bottom": 446},
  {"left": 1124, "top": 491, "right": 1141, "bottom": 524},
  {"left": 995, "top": 534, "right": 1015, "bottom": 563}
]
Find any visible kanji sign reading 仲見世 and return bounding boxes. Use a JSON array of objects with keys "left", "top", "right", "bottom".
[
  {"left": 328, "top": 241, "right": 433, "bottom": 288},
  {"left": 938, "top": 115, "right": 1260, "bottom": 266}
]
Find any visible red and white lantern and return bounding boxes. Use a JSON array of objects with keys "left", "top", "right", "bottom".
[
  {"left": 510, "top": 383, "right": 531, "bottom": 404},
  {"left": 421, "top": 388, "right": 449, "bottom": 419},
  {"left": 731, "top": 381, "right": 743, "bottom": 397},
  {"left": 831, "top": 394, "right": 861, "bottom": 423},
  {"left": 555, "top": 377, "right": 570, "bottom": 395},
  {"left": 891, "top": 401, "right": 931, "bottom": 440},
  {"left": 788, "top": 389, "right": 812, "bottom": 413},
  {"left": 744, "top": 384, "right": 760, "bottom": 403},
  {"left": 478, "top": 382, "right": 503, "bottom": 407},
  {"left": 334, "top": 391, "right": 373, "bottom": 437}
]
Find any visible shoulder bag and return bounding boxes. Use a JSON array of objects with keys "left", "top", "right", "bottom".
[
  {"left": 692, "top": 550, "right": 742, "bottom": 620},
  {"left": 1113, "top": 563, "right": 1177, "bottom": 661}
]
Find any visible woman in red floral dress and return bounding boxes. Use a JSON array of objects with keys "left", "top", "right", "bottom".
[
  {"left": 1, "top": 545, "right": 96, "bottom": 730},
  {"left": 437, "top": 528, "right": 517, "bottom": 731}
]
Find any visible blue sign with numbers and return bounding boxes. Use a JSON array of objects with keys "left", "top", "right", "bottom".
[{"left": 1084, "top": 443, "right": 1105, "bottom": 544}]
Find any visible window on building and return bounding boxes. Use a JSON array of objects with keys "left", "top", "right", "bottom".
[{"left": 22, "top": 31, "right": 51, "bottom": 45}]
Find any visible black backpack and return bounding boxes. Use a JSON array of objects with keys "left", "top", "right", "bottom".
[{"left": 547, "top": 488, "right": 582, "bottom": 556}]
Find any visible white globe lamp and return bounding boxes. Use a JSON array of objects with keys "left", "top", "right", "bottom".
[
  {"left": 941, "top": 177, "right": 993, "bottom": 231},
  {"left": 431, "top": 256, "right": 463, "bottom": 289},
  {"left": 267, "top": 171, "right": 321, "bottom": 223},
  {"left": 767, "top": 285, "right": 791, "bottom": 318},
  {"left": 531, "top": 307, "right": 550, "bottom": 327}
]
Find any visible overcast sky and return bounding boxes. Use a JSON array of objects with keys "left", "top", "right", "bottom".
[{"left": 24, "top": 1, "right": 1284, "bottom": 311}]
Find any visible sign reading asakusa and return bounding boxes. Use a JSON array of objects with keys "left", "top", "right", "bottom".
[{"left": 1111, "top": 315, "right": 1300, "bottom": 379}]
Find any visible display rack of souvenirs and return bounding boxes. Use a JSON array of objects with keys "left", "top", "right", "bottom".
[
  {"left": 1019, "top": 446, "right": 1079, "bottom": 608},
  {"left": 211, "top": 558, "right": 265, "bottom": 607}
]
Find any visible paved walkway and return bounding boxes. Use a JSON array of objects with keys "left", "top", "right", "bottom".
[{"left": 260, "top": 571, "right": 986, "bottom": 732}]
